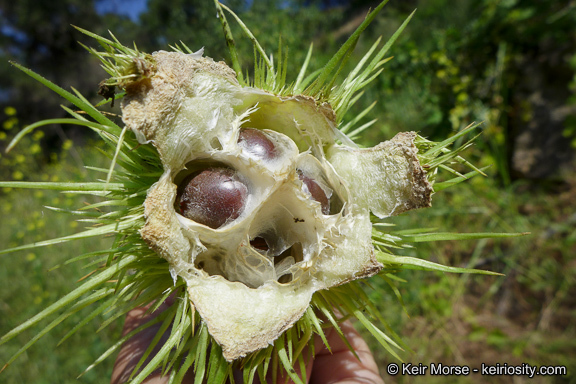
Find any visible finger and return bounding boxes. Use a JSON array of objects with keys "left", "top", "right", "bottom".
[
  {"left": 111, "top": 296, "right": 177, "bottom": 384},
  {"left": 311, "top": 321, "right": 384, "bottom": 384},
  {"left": 275, "top": 353, "right": 315, "bottom": 384}
]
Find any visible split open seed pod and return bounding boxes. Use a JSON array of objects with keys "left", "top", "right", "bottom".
[{"left": 123, "top": 49, "right": 432, "bottom": 360}]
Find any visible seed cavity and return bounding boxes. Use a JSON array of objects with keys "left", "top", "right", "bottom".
[{"left": 173, "top": 137, "right": 338, "bottom": 287}]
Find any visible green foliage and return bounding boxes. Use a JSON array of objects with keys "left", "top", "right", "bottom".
[
  {"left": 365, "top": 169, "right": 576, "bottom": 382},
  {"left": 0, "top": 0, "right": 138, "bottom": 137},
  {"left": 353, "top": 0, "right": 576, "bottom": 184},
  {"left": 0, "top": 141, "right": 122, "bottom": 383}
]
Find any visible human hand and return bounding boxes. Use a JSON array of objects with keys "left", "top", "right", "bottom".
[{"left": 111, "top": 298, "right": 384, "bottom": 384}]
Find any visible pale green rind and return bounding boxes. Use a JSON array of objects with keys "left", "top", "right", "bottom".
[
  {"left": 328, "top": 132, "right": 432, "bottom": 218},
  {"left": 187, "top": 277, "right": 314, "bottom": 361}
]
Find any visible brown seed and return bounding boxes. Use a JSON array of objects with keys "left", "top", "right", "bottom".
[
  {"left": 250, "top": 237, "right": 269, "bottom": 252},
  {"left": 177, "top": 167, "right": 248, "bottom": 228},
  {"left": 298, "top": 171, "right": 330, "bottom": 215},
  {"left": 238, "top": 128, "right": 277, "bottom": 160}
]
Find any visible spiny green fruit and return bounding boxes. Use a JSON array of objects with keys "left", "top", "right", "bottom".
[
  {"left": 123, "top": 48, "right": 431, "bottom": 359},
  {"left": 0, "top": 1, "right": 508, "bottom": 383}
]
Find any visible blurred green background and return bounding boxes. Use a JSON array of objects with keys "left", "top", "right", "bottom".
[{"left": 1, "top": 0, "right": 575, "bottom": 383}]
